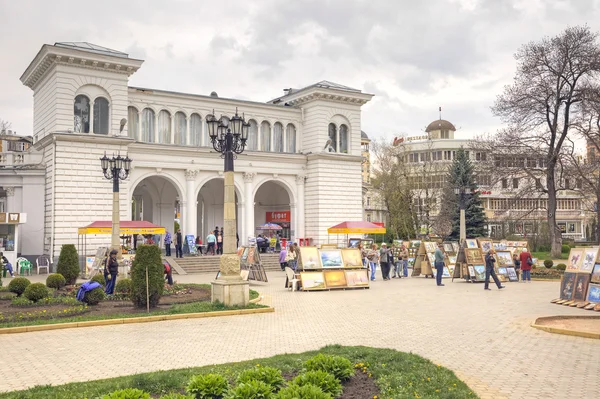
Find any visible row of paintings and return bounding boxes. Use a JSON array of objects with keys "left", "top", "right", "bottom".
[
  {"left": 566, "top": 247, "right": 599, "bottom": 273},
  {"left": 467, "top": 239, "right": 528, "bottom": 250},
  {"left": 301, "top": 270, "right": 370, "bottom": 290},
  {"left": 467, "top": 265, "right": 519, "bottom": 282},
  {"left": 560, "top": 272, "right": 600, "bottom": 302},
  {"left": 299, "top": 247, "right": 364, "bottom": 270},
  {"left": 237, "top": 246, "right": 261, "bottom": 266}
]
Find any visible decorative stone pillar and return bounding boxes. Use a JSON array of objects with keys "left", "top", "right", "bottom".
[
  {"left": 243, "top": 172, "right": 256, "bottom": 244},
  {"left": 154, "top": 112, "right": 159, "bottom": 143},
  {"left": 89, "top": 100, "right": 95, "bottom": 134},
  {"left": 170, "top": 115, "right": 175, "bottom": 145},
  {"left": 137, "top": 111, "right": 143, "bottom": 142},
  {"left": 4, "top": 186, "right": 16, "bottom": 212},
  {"left": 185, "top": 169, "right": 197, "bottom": 238},
  {"left": 296, "top": 175, "right": 305, "bottom": 240},
  {"left": 186, "top": 116, "right": 191, "bottom": 146}
]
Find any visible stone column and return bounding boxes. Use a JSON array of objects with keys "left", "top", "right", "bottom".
[
  {"left": 154, "top": 112, "right": 159, "bottom": 143},
  {"left": 5, "top": 186, "right": 15, "bottom": 211},
  {"left": 186, "top": 116, "right": 191, "bottom": 146},
  {"left": 270, "top": 123, "right": 274, "bottom": 152},
  {"left": 170, "top": 115, "right": 175, "bottom": 144},
  {"left": 137, "top": 111, "right": 143, "bottom": 142},
  {"left": 89, "top": 100, "right": 95, "bottom": 134},
  {"left": 185, "top": 169, "right": 197, "bottom": 238},
  {"left": 296, "top": 175, "right": 305, "bottom": 240},
  {"left": 243, "top": 172, "right": 256, "bottom": 245}
]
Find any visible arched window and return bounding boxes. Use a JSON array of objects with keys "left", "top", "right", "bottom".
[
  {"left": 190, "top": 113, "right": 202, "bottom": 146},
  {"left": 273, "top": 122, "right": 284, "bottom": 152},
  {"left": 328, "top": 123, "right": 337, "bottom": 152},
  {"left": 93, "top": 97, "right": 109, "bottom": 134},
  {"left": 247, "top": 119, "right": 258, "bottom": 151},
  {"left": 260, "top": 121, "right": 271, "bottom": 151},
  {"left": 158, "top": 110, "right": 171, "bottom": 144},
  {"left": 127, "top": 107, "right": 139, "bottom": 139},
  {"left": 286, "top": 124, "right": 296, "bottom": 153},
  {"left": 339, "top": 124, "right": 348, "bottom": 153},
  {"left": 74, "top": 95, "right": 90, "bottom": 133},
  {"left": 141, "top": 108, "right": 155, "bottom": 143},
  {"left": 174, "top": 112, "right": 187, "bottom": 145}
]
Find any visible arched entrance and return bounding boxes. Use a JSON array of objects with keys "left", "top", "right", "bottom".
[
  {"left": 254, "top": 181, "right": 292, "bottom": 240},
  {"left": 131, "top": 175, "right": 182, "bottom": 234},
  {"left": 197, "top": 178, "right": 240, "bottom": 242}
]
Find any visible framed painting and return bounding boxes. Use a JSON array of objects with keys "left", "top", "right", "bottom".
[
  {"left": 424, "top": 242, "right": 437, "bottom": 253},
  {"left": 320, "top": 244, "right": 338, "bottom": 249},
  {"left": 341, "top": 248, "right": 363, "bottom": 268},
  {"left": 473, "top": 265, "right": 486, "bottom": 281},
  {"left": 587, "top": 283, "right": 600, "bottom": 303},
  {"left": 299, "top": 247, "right": 321, "bottom": 269},
  {"left": 427, "top": 252, "right": 436, "bottom": 265},
  {"left": 468, "top": 265, "right": 476, "bottom": 278},
  {"left": 410, "top": 240, "right": 421, "bottom": 249},
  {"left": 442, "top": 267, "right": 451, "bottom": 278},
  {"left": 247, "top": 247, "right": 257, "bottom": 265},
  {"left": 479, "top": 240, "right": 493, "bottom": 253},
  {"left": 320, "top": 249, "right": 343, "bottom": 268},
  {"left": 452, "top": 242, "right": 460, "bottom": 253},
  {"left": 241, "top": 247, "right": 250, "bottom": 261},
  {"left": 497, "top": 267, "right": 508, "bottom": 276},
  {"left": 237, "top": 247, "right": 244, "bottom": 257},
  {"left": 580, "top": 247, "right": 599, "bottom": 273},
  {"left": 497, "top": 274, "right": 507, "bottom": 282},
  {"left": 448, "top": 256, "right": 457, "bottom": 265},
  {"left": 348, "top": 238, "right": 362, "bottom": 248},
  {"left": 567, "top": 249, "right": 584, "bottom": 271},
  {"left": 560, "top": 272, "right": 577, "bottom": 300},
  {"left": 493, "top": 242, "right": 507, "bottom": 250},
  {"left": 345, "top": 270, "right": 369, "bottom": 287},
  {"left": 518, "top": 241, "right": 528, "bottom": 247},
  {"left": 506, "top": 267, "right": 518, "bottom": 282},
  {"left": 448, "top": 265, "right": 455, "bottom": 275},
  {"left": 591, "top": 264, "right": 600, "bottom": 284},
  {"left": 495, "top": 251, "right": 514, "bottom": 267},
  {"left": 443, "top": 243, "right": 454, "bottom": 253},
  {"left": 573, "top": 273, "right": 590, "bottom": 301},
  {"left": 301, "top": 272, "right": 326, "bottom": 290},
  {"left": 466, "top": 248, "right": 483, "bottom": 264},
  {"left": 324, "top": 270, "right": 347, "bottom": 288},
  {"left": 466, "top": 239, "right": 478, "bottom": 249}
]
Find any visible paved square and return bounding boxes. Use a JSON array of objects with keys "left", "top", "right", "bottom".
[{"left": 0, "top": 273, "right": 599, "bottom": 398}]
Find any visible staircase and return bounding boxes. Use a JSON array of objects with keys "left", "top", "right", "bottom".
[{"left": 174, "top": 253, "right": 283, "bottom": 274}]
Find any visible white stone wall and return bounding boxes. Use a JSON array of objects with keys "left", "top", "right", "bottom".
[{"left": 33, "top": 66, "right": 58, "bottom": 140}]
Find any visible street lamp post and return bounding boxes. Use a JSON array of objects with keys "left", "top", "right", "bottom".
[
  {"left": 206, "top": 108, "right": 250, "bottom": 306},
  {"left": 100, "top": 152, "right": 132, "bottom": 265}
]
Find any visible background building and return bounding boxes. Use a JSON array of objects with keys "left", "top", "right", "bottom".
[
  {"left": 360, "top": 131, "right": 387, "bottom": 224},
  {"left": 16, "top": 42, "right": 373, "bottom": 260},
  {"left": 394, "top": 118, "right": 589, "bottom": 240}
]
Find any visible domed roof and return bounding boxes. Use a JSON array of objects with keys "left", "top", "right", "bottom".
[
  {"left": 361, "top": 130, "right": 369, "bottom": 139},
  {"left": 425, "top": 119, "right": 456, "bottom": 133}
]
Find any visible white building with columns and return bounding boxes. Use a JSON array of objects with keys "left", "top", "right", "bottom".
[{"left": 18, "top": 42, "right": 373, "bottom": 260}]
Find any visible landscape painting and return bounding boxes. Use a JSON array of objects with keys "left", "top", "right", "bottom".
[
  {"left": 592, "top": 264, "right": 600, "bottom": 284},
  {"left": 466, "top": 239, "right": 478, "bottom": 249},
  {"left": 496, "top": 251, "right": 514, "bottom": 266},
  {"left": 324, "top": 270, "right": 347, "bottom": 288},
  {"left": 341, "top": 248, "right": 363, "bottom": 268},
  {"left": 586, "top": 283, "right": 600, "bottom": 303},
  {"left": 299, "top": 247, "right": 321, "bottom": 269},
  {"left": 345, "top": 270, "right": 369, "bottom": 287},
  {"left": 301, "top": 272, "right": 326, "bottom": 290},
  {"left": 473, "top": 265, "right": 486, "bottom": 281},
  {"left": 320, "top": 249, "right": 344, "bottom": 268}
]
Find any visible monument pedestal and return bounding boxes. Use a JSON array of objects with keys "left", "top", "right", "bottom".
[{"left": 211, "top": 254, "right": 249, "bottom": 306}]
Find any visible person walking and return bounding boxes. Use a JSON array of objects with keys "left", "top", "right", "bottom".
[
  {"left": 175, "top": 229, "right": 183, "bottom": 258},
  {"left": 485, "top": 249, "right": 505, "bottom": 290},
  {"left": 379, "top": 243, "right": 391, "bottom": 281},
  {"left": 434, "top": 244, "right": 445, "bottom": 286},
  {"left": 519, "top": 248, "right": 533, "bottom": 283},
  {"left": 279, "top": 245, "right": 288, "bottom": 270},
  {"left": 513, "top": 253, "right": 521, "bottom": 281},
  {"left": 104, "top": 249, "right": 119, "bottom": 294},
  {"left": 216, "top": 232, "right": 223, "bottom": 255},
  {"left": 164, "top": 229, "right": 172, "bottom": 257},
  {"left": 206, "top": 231, "right": 216, "bottom": 255},
  {"left": 367, "top": 243, "right": 379, "bottom": 281}
]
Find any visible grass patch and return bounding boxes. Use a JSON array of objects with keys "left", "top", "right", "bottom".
[
  {"left": 0, "top": 345, "right": 477, "bottom": 399},
  {"left": 531, "top": 251, "right": 568, "bottom": 261}
]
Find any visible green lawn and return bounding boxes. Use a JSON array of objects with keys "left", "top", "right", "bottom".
[
  {"left": 531, "top": 251, "right": 568, "bottom": 262},
  {"left": 0, "top": 346, "right": 478, "bottom": 399}
]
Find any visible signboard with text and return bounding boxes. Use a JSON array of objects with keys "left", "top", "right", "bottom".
[{"left": 266, "top": 210, "right": 291, "bottom": 223}]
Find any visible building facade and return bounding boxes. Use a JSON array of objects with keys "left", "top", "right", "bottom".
[
  {"left": 394, "top": 119, "right": 589, "bottom": 240},
  {"left": 360, "top": 131, "right": 387, "bottom": 224},
  {"left": 17, "top": 42, "right": 373, "bottom": 260}
]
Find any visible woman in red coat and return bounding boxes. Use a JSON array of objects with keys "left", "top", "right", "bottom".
[{"left": 519, "top": 250, "right": 533, "bottom": 283}]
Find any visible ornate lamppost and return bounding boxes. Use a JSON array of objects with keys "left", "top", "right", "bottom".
[
  {"left": 206, "top": 108, "right": 250, "bottom": 305},
  {"left": 100, "top": 152, "right": 132, "bottom": 262}
]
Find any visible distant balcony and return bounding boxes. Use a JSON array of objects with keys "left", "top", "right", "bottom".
[{"left": 0, "top": 152, "right": 43, "bottom": 166}]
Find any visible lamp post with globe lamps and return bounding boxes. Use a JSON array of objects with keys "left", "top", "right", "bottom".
[
  {"left": 100, "top": 152, "right": 132, "bottom": 263},
  {"left": 206, "top": 108, "right": 250, "bottom": 305}
]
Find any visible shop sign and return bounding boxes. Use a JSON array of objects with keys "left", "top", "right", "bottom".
[
  {"left": 266, "top": 210, "right": 290, "bottom": 223},
  {"left": 480, "top": 191, "right": 492, "bottom": 195},
  {"left": 0, "top": 213, "right": 21, "bottom": 223},
  {"left": 372, "top": 222, "right": 385, "bottom": 227}
]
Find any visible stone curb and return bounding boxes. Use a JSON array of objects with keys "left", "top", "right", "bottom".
[
  {"left": 531, "top": 319, "right": 600, "bottom": 340},
  {"left": 0, "top": 306, "right": 274, "bottom": 335}
]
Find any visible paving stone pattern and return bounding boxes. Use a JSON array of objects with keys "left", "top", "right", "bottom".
[{"left": 1, "top": 273, "right": 599, "bottom": 398}]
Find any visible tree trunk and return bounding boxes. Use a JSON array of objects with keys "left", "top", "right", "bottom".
[
  {"left": 546, "top": 165, "right": 563, "bottom": 258},
  {"left": 596, "top": 189, "right": 600, "bottom": 245}
]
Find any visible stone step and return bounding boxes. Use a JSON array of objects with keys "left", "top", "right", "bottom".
[{"left": 174, "top": 253, "right": 283, "bottom": 274}]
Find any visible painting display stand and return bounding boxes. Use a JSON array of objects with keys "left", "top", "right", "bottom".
[
  {"left": 552, "top": 247, "right": 600, "bottom": 311},
  {"left": 238, "top": 245, "right": 268, "bottom": 283},
  {"left": 298, "top": 247, "right": 369, "bottom": 291}
]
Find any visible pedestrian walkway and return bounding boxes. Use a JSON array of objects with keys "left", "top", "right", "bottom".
[{"left": 0, "top": 273, "right": 598, "bottom": 399}]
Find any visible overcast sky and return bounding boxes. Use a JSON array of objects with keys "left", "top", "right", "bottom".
[{"left": 1, "top": 0, "right": 600, "bottom": 142}]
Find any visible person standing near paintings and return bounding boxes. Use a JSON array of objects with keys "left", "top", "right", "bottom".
[
  {"left": 519, "top": 248, "right": 533, "bottom": 283},
  {"left": 484, "top": 249, "right": 505, "bottom": 290},
  {"left": 379, "top": 243, "right": 391, "bottom": 281},
  {"left": 367, "top": 243, "right": 379, "bottom": 281},
  {"left": 401, "top": 245, "right": 409, "bottom": 278},
  {"left": 434, "top": 244, "right": 445, "bottom": 287},
  {"left": 513, "top": 253, "right": 521, "bottom": 281},
  {"left": 175, "top": 229, "right": 183, "bottom": 258},
  {"left": 286, "top": 244, "right": 298, "bottom": 271}
]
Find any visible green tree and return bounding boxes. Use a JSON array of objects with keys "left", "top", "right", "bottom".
[
  {"left": 131, "top": 244, "right": 164, "bottom": 308},
  {"left": 56, "top": 244, "right": 80, "bottom": 285},
  {"left": 441, "top": 148, "right": 487, "bottom": 239}
]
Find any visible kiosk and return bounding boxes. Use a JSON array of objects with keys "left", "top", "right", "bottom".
[{"left": 0, "top": 212, "right": 26, "bottom": 269}]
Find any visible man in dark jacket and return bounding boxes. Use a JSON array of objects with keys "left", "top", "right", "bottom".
[
  {"left": 484, "top": 249, "right": 505, "bottom": 291},
  {"left": 175, "top": 229, "right": 183, "bottom": 258},
  {"left": 104, "top": 249, "right": 119, "bottom": 294}
]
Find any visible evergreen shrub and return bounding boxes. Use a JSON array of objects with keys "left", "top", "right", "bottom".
[
  {"left": 83, "top": 287, "right": 105, "bottom": 305},
  {"left": 46, "top": 273, "right": 66, "bottom": 289},
  {"left": 56, "top": 244, "right": 80, "bottom": 285},
  {"left": 23, "top": 282, "right": 49, "bottom": 302},
  {"left": 556, "top": 263, "right": 567, "bottom": 271},
  {"left": 91, "top": 273, "right": 106, "bottom": 287},
  {"left": 131, "top": 245, "right": 164, "bottom": 308},
  {"left": 544, "top": 259, "right": 553, "bottom": 269},
  {"left": 8, "top": 277, "right": 30, "bottom": 296},
  {"left": 115, "top": 278, "right": 132, "bottom": 294}
]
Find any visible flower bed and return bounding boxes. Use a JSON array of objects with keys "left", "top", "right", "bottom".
[{"left": 531, "top": 268, "right": 564, "bottom": 280}]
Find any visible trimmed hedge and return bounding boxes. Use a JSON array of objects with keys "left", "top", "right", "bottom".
[
  {"left": 8, "top": 277, "right": 31, "bottom": 297},
  {"left": 131, "top": 245, "right": 164, "bottom": 308},
  {"left": 544, "top": 259, "right": 553, "bottom": 269},
  {"left": 83, "top": 287, "right": 105, "bottom": 305},
  {"left": 556, "top": 263, "right": 567, "bottom": 271},
  {"left": 56, "top": 244, "right": 80, "bottom": 285},
  {"left": 91, "top": 273, "right": 106, "bottom": 287},
  {"left": 115, "top": 278, "right": 132, "bottom": 295},
  {"left": 46, "top": 273, "right": 66, "bottom": 289},
  {"left": 23, "top": 283, "right": 49, "bottom": 302}
]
